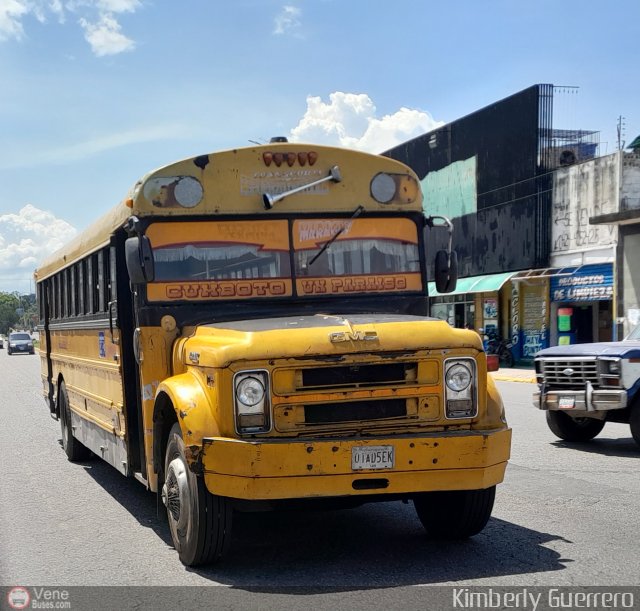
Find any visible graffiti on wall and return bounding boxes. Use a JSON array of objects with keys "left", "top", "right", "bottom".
[
  {"left": 551, "top": 159, "right": 618, "bottom": 255},
  {"left": 552, "top": 200, "right": 616, "bottom": 253}
]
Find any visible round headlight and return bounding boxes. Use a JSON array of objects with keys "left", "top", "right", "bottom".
[
  {"left": 370, "top": 173, "right": 397, "bottom": 203},
  {"left": 236, "top": 376, "right": 265, "bottom": 407},
  {"left": 446, "top": 364, "right": 472, "bottom": 391}
]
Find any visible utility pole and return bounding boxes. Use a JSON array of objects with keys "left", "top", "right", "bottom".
[{"left": 617, "top": 115, "right": 626, "bottom": 150}]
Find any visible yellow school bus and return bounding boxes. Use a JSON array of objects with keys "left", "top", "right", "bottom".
[{"left": 36, "top": 139, "right": 511, "bottom": 566}]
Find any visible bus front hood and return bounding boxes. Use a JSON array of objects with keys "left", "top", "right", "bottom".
[{"left": 179, "top": 314, "right": 483, "bottom": 368}]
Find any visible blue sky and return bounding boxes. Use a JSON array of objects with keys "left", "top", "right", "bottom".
[{"left": 1, "top": 0, "right": 639, "bottom": 293}]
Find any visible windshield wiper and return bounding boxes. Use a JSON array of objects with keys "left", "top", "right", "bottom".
[
  {"left": 308, "top": 205, "right": 364, "bottom": 267},
  {"left": 262, "top": 165, "right": 342, "bottom": 210}
]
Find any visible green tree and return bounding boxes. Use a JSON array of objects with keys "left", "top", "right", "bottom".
[
  {"left": 0, "top": 292, "right": 20, "bottom": 335},
  {"left": 11, "top": 292, "right": 37, "bottom": 332}
]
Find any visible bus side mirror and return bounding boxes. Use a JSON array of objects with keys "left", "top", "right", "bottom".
[
  {"left": 434, "top": 249, "right": 458, "bottom": 293},
  {"left": 125, "top": 236, "right": 155, "bottom": 284}
]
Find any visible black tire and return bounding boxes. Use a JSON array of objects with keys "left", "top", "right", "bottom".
[
  {"left": 413, "top": 486, "right": 495, "bottom": 539},
  {"left": 629, "top": 405, "right": 640, "bottom": 448},
  {"left": 500, "top": 348, "right": 514, "bottom": 368},
  {"left": 59, "top": 381, "right": 92, "bottom": 461},
  {"left": 163, "top": 423, "right": 232, "bottom": 566},
  {"left": 546, "top": 410, "right": 605, "bottom": 442}
]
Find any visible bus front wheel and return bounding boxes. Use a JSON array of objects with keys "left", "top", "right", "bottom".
[
  {"left": 163, "top": 423, "right": 232, "bottom": 566},
  {"left": 59, "top": 381, "right": 92, "bottom": 462},
  {"left": 413, "top": 486, "right": 495, "bottom": 539}
]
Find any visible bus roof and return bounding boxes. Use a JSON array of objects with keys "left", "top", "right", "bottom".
[{"left": 36, "top": 143, "right": 423, "bottom": 281}]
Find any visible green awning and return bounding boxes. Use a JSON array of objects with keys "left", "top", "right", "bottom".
[{"left": 428, "top": 271, "right": 516, "bottom": 297}]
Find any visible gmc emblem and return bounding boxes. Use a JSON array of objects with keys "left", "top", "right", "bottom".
[{"left": 329, "top": 331, "right": 378, "bottom": 343}]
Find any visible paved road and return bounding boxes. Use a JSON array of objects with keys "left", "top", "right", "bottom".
[{"left": 1, "top": 350, "right": 638, "bottom": 605}]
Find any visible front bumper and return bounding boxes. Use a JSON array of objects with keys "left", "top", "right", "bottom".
[
  {"left": 201, "top": 428, "right": 511, "bottom": 500},
  {"left": 10, "top": 344, "right": 33, "bottom": 352},
  {"left": 534, "top": 388, "right": 627, "bottom": 412}
]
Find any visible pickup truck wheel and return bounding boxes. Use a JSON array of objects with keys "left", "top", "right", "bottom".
[
  {"left": 546, "top": 410, "right": 605, "bottom": 441},
  {"left": 413, "top": 487, "right": 495, "bottom": 539},
  {"left": 163, "top": 423, "right": 232, "bottom": 566},
  {"left": 630, "top": 405, "right": 640, "bottom": 448}
]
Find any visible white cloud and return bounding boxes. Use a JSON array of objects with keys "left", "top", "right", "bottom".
[
  {"left": 0, "top": 204, "right": 77, "bottom": 292},
  {"left": 97, "top": 0, "right": 141, "bottom": 12},
  {"left": 49, "top": 0, "right": 65, "bottom": 22},
  {"left": 79, "top": 12, "right": 134, "bottom": 56},
  {"left": 0, "top": 0, "right": 29, "bottom": 41},
  {"left": 289, "top": 92, "right": 444, "bottom": 153},
  {"left": 274, "top": 5, "right": 301, "bottom": 36},
  {"left": 0, "top": 0, "right": 141, "bottom": 55}
]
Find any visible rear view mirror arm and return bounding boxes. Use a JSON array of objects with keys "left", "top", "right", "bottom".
[{"left": 425, "top": 215, "right": 454, "bottom": 260}]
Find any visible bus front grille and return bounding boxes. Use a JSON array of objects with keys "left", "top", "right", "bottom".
[
  {"left": 300, "top": 362, "right": 416, "bottom": 391},
  {"left": 304, "top": 399, "right": 406, "bottom": 424}
]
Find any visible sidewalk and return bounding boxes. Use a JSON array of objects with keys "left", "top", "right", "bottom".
[{"left": 490, "top": 366, "right": 537, "bottom": 383}]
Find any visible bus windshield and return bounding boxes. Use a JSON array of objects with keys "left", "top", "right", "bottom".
[{"left": 146, "top": 217, "right": 422, "bottom": 301}]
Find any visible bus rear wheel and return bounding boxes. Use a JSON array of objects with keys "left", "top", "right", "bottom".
[
  {"left": 163, "top": 423, "right": 232, "bottom": 566},
  {"left": 413, "top": 486, "right": 495, "bottom": 539},
  {"left": 59, "top": 381, "right": 92, "bottom": 461},
  {"left": 546, "top": 410, "right": 605, "bottom": 442}
]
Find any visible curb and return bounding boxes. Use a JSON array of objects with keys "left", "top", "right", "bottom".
[{"left": 490, "top": 373, "right": 536, "bottom": 384}]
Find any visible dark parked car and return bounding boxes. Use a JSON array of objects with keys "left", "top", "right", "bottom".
[{"left": 7, "top": 332, "right": 35, "bottom": 355}]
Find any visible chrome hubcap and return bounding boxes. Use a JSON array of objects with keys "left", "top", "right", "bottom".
[{"left": 162, "top": 457, "right": 190, "bottom": 531}]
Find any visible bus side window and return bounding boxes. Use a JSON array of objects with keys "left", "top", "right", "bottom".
[
  {"left": 109, "top": 246, "right": 117, "bottom": 302},
  {"left": 76, "top": 262, "right": 84, "bottom": 316},
  {"left": 64, "top": 268, "right": 72, "bottom": 318},
  {"left": 89, "top": 255, "right": 99, "bottom": 314}
]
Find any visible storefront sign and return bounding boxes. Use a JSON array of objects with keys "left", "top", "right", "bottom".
[
  {"left": 520, "top": 282, "right": 548, "bottom": 358},
  {"left": 483, "top": 298, "right": 498, "bottom": 319},
  {"left": 551, "top": 263, "right": 613, "bottom": 302},
  {"left": 511, "top": 283, "right": 520, "bottom": 360}
]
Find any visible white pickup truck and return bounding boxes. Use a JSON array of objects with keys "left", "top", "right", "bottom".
[{"left": 533, "top": 324, "right": 640, "bottom": 447}]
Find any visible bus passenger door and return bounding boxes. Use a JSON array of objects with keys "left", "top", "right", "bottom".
[{"left": 113, "top": 236, "right": 146, "bottom": 481}]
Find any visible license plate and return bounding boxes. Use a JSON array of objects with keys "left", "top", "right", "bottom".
[
  {"left": 351, "top": 445, "right": 394, "bottom": 470},
  {"left": 558, "top": 396, "right": 576, "bottom": 409}
]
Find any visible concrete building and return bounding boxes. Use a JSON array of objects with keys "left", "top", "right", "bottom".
[
  {"left": 590, "top": 152, "right": 640, "bottom": 339},
  {"left": 384, "top": 85, "right": 640, "bottom": 361}
]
